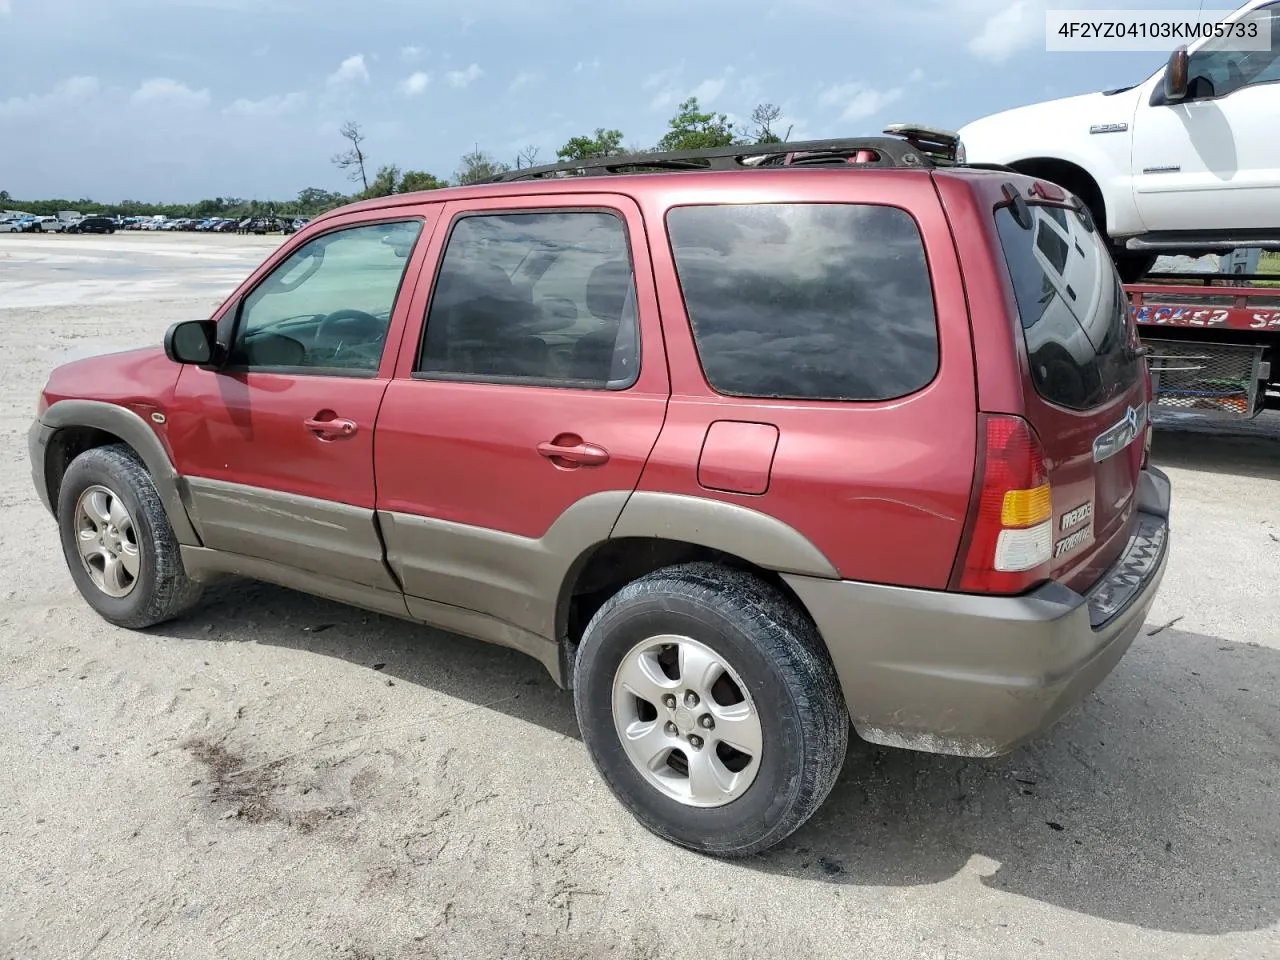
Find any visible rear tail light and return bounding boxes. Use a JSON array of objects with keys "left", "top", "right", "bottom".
[{"left": 950, "top": 414, "right": 1053, "bottom": 595}]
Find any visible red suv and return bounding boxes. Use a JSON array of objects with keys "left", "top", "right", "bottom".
[{"left": 28, "top": 132, "right": 1171, "bottom": 857}]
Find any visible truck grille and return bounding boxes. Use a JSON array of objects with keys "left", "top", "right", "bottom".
[{"left": 1142, "top": 338, "right": 1269, "bottom": 420}]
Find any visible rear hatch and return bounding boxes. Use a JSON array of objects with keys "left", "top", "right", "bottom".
[{"left": 992, "top": 192, "right": 1148, "bottom": 595}]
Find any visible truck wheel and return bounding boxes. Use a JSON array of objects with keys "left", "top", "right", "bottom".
[
  {"left": 56, "top": 444, "right": 202, "bottom": 629},
  {"left": 574, "top": 561, "right": 849, "bottom": 857},
  {"left": 1115, "top": 252, "right": 1158, "bottom": 284}
]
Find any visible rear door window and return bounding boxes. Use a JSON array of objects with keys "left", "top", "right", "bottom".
[
  {"left": 666, "top": 203, "right": 939, "bottom": 402},
  {"left": 994, "top": 203, "right": 1139, "bottom": 410}
]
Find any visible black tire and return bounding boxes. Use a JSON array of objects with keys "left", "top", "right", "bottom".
[
  {"left": 1115, "top": 251, "right": 1158, "bottom": 284},
  {"left": 56, "top": 444, "right": 202, "bottom": 629},
  {"left": 574, "top": 561, "right": 848, "bottom": 857}
]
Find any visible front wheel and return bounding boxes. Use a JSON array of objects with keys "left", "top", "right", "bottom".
[
  {"left": 56, "top": 444, "right": 202, "bottom": 629},
  {"left": 574, "top": 562, "right": 849, "bottom": 857}
]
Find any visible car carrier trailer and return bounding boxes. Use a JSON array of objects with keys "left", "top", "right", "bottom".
[{"left": 1127, "top": 272, "right": 1280, "bottom": 421}]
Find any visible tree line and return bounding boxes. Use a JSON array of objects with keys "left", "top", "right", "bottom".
[{"left": 1, "top": 98, "right": 789, "bottom": 220}]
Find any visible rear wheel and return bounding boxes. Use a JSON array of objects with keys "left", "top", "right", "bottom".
[
  {"left": 1114, "top": 251, "right": 1158, "bottom": 284},
  {"left": 56, "top": 444, "right": 202, "bottom": 629},
  {"left": 574, "top": 562, "right": 848, "bottom": 857}
]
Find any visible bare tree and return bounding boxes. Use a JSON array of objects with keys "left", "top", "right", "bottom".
[
  {"left": 331, "top": 121, "right": 370, "bottom": 192},
  {"left": 749, "top": 103, "right": 790, "bottom": 144},
  {"left": 516, "top": 145, "right": 540, "bottom": 169}
]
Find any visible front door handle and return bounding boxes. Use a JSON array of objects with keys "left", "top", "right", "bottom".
[
  {"left": 537, "top": 435, "right": 610, "bottom": 468},
  {"left": 304, "top": 413, "right": 358, "bottom": 440}
]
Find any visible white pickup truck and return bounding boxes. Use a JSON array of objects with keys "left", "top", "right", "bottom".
[{"left": 958, "top": 0, "right": 1280, "bottom": 281}]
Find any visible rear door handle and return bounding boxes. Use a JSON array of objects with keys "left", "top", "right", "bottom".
[
  {"left": 304, "top": 414, "right": 358, "bottom": 440},
  {"left": 537, "top": 437, "right": 610, "bottom": 467}
]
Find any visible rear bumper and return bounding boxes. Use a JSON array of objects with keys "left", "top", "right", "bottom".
[{"left": 783, "top": 466, "right": 1172, "bottom": 758}]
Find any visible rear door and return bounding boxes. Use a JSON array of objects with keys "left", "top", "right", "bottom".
[
  {"left": 374, "top": 193, "right": 670, "bottom": 640},
  {"left": 992, "top": 195, "right": 1148, "bottom": 592}
]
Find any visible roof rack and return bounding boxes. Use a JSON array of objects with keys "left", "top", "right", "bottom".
[{"left": 490, "top": 124, "right": 963, "bottom": 183}]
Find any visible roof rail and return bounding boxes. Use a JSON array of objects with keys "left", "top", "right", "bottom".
[{"left": 489, "top": 125, "right": 962, "bottom": 183}]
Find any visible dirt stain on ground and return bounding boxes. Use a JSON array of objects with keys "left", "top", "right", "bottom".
[{"left": 184, "top": 737, "right": 342, "bottom": 834}]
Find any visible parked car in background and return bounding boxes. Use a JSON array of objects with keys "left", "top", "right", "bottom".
[
  {"left": 0, "top": 217, "right": 25, "bottom": 233},
  {"left": 65, "top": 216, "right": 116, "bottom": 234},
  {"left": 28, "top": 133, "right": 1171, "bottom": 858},
  {"left": 26, "top": 216, "right": 64, "bottom": 233}
]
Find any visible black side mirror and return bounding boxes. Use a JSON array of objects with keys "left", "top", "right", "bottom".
[
  {"left": 1164, "top": 46, "right": 1190, "bottom": 101},
  {"left": 164, "top": 319, "right": 218, "bottom": 366}
]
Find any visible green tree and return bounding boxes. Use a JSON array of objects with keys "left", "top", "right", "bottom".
[
  {"left": 364, "top": 164, "right": 402, "bottom": 198},
  {"left": 295, "top": 187, "right": 347, "bottom": 214},
  {"left": 656, "top": 97, "right": 739, "bottom": 152},
  {"left": 399, "top": 170, "right": 449, "bottom": 193},
  {"left": 556, "top": 128, "right": 626, "bottom": 162},
  {"left": 454, "top": 146, "right": 510, "bottom": 185}
]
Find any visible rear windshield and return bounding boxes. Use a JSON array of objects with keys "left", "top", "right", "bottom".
[
  {"left": 667, "top": 203, "right": 939, "bottom": 402},
  {"left": 994, "top": 203, "right": 1139, "bottom": 411}
]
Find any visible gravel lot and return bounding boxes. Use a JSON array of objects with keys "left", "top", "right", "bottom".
[{"left": 2, "top": 232, "right": 1277, "bottom": 960}]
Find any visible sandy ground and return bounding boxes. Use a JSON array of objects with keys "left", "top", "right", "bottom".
[{"left": 1, "top": 232, "right": 1277, "bottom": 960}]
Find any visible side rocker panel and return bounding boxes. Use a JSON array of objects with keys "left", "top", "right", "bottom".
[
  {"left": 184, "top": 477, "right": 401, "bottom": 593},
  {"left": 36, "top": 399, "right": 201, "bottom": 545},
  {"left": 378, "top": 490, "right": 632, "bottom": 641}
]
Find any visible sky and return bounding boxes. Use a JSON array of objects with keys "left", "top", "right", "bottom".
[{"left": 0, "top": 0, "right": 1225, "bottom": 202}]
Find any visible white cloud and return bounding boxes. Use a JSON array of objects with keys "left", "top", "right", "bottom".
[
  {"left": 0, "top": 0, "right": 11, "bottom": 14},
  {"left": 692, "top": 77, "right": 726, "bottom": 103},
  {"left": 327, "top": 54, "right": 369, "bottom": 86},
  {"left": 650, "top": 87, "right": 680, "bottom": 112},
  {"left": 445, "top": 63, "right": 483, "bottom": 88},
  {"left": 399, "top": 71, "right": 430, "bottom": 95},
  {"left": 907, "top": 67, "right": 925, "bottom": 83},
  {"left": 224, "top": 91, "right": 306, "bottom": 116},
  {"left": 55, "top": 76, "right": 100, "bottom": 100},
  {"left": 131, "top": 77, "right": 210, "bottom": 107},
  {"left": 508, "top": 71, "right": 539, "bottom": 92},
  {"left": 967, "top": 0, "right": 1044, "bottom": 63},
  {"left": 643, "top": 65, "right": 681, "bottom": 89},
  {"left": 401, "top": 45, "right": 422, "bottom": 61},
  {"left": 0, "top": 75, "right": 98, "bottom": 117},
  {"left": 819, "top": 82, "right": 903, "bottom": 123},
  {"left": 573, "top": 57, "right": 601, "bottom": 74}
]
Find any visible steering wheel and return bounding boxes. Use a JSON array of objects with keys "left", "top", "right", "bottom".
[{"left": 314, "top": 309, "right": 386, "bottom": 363}]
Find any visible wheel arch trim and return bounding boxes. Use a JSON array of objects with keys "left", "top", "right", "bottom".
[
  {"left": 609, "top": 492, "right": 840, "bottom": 579},
  {"left": 37, "top": 399, "right": 201, "bottom": 545}
]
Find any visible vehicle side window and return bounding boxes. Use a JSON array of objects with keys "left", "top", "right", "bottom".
[
  {"left": 227, "top": 219, "right": 424, "bottom": 375},
  {"left": 417, "top": 211, "right": 639, "bottom": 389},
  {"left": 1187, "top": 6, "right": 1280, "bottom": 98},
  {"left": 666, "top": 202, "right": 939, "bottom": 402}
]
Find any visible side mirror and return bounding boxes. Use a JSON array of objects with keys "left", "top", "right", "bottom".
[
  {"left": 164, "top": 319, "right": 218, "bottom": 365},
  {"left": 1164, "top": 46, "right": 1189, "bottom": 101}
]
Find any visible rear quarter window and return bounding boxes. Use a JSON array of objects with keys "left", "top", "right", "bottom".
[
  {"left": 995, "top": 202, "right": 1139, "bottom": 411},
  {"left": 666, "top": 203, "right": 939, "bottom": 402}
]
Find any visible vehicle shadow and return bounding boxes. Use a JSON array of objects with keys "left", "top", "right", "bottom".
[
  {"left": 758, "top": 624, "right": 1280, "bottom": 935},
  {"left": 155, "top": 578, "right": 581, "bottom": 740},
  {"left": 1152, "top": 421, "right": 1280, "bottom": 482},
  {"left": 153, "top": 581, "right": 1280, "bottom": 936}
]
